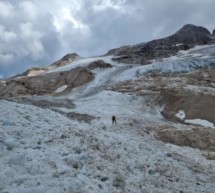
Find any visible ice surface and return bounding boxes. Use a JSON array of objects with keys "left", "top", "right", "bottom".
[
  {"left": 117, "top": 58, "right": 215, "bottom": 81},
  {"left": 116, "top": 44, "right": 215, "bottom": 81}
]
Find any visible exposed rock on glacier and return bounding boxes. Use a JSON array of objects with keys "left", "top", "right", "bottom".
[{"left": 0, "top": 67, "right": 94, "bottom": 97}]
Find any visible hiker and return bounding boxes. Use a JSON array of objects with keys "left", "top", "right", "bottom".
[{"left": 112, "top": 115, "right": 117, "bottom": 124}]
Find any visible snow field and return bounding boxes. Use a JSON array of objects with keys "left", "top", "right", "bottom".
[{"left": 1, "top": 91, "right": 215, "bottom": 193}]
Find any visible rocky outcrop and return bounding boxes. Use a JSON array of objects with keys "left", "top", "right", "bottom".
[
  {"left": 107, "top": 24, "right": 214, "bottom": 64},
  {"left": 0, "top": 67, "right": 94, "bottom": 98},
  {"left": 212, "top": 29, "right": 215, "bottom": 37},
  {"left": 105, "top": 45, "right": 133, "bottom": 56},
  {"left": 10, "top": 53, "right": 81, "bottom": 80},
  {"left": 161, "top": 93, "right": 215, "bottom": 126},
  {"left": 22, "top": 67, "right": 47, "bottom": 77},
  {"left": 50, "top": 53, "right": 81, "bottom": 67},
  {"left": 87, "top": 60, "right": 112, "bottom": 70}
]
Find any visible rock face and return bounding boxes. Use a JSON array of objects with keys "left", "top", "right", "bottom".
[
  {"left": 50, "top": 53, "right": 81, "bottom": 67},
  {"left": 8, "top": 67, "right": 48, "bottom": 80},
  {"left": 87, "top": 60, "right": 112, "bottom": 70},
  {"left": 106, "top": 24, "right": 213, "bottom": 64},
  {"left": 212, "top": 29, "right": 215, "bottom": 36},
  {"left": 105, "top": 45, "right": 133, "bottom": 56},
  {"left": 22, "top": 67, "right": 47, "bottom": 77},
  {"left": 0, "top": 67, "right": 94, "bottom": 98}
]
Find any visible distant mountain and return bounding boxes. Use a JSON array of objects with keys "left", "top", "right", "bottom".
[
  {"left": 9, "top": 53, "right": 82, "bottom": 80},
  {"left": 1, "top": 24, "right": 215, "bottom": 98},
  {"left": 106, "top": 24, "right": 214, "bottom": 64}
]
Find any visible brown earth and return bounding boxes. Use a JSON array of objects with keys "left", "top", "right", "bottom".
[
  {"left": 153, "top": 127, "right": 215, "bottom": 152},
  {"left": 148, "top": 126, "right": 215, "bottom": 160},
  {"left": 161, "top": 93, "right": 215, "bottom": 125}
]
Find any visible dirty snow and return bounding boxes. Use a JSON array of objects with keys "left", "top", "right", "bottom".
[{"left": 1, "top": 95, "right": 215, "bottom": 193}]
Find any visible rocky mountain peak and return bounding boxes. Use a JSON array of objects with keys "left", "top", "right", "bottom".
[
  {"left": 50, "top": 53, "right": 81, "bottom": 67},
  {"left": 212, "top": 29, "right": 215, "bottom": 36},
  {"left": 61, "top": 53, "right": 79, "bottom": 61},
  {"left": 177, "top": 24, "right": 211, "bottom": 36},
  {"left": 109, "top": 24, "right": 214, "bottom": 64}
]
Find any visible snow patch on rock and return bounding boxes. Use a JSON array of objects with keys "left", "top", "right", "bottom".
[
  {"left": 185, "top": 119, "right": 215, "bottom": 128},
  {"left": 176, "top": 110, "right": 186, "bottom": 120},
  {"left": 55, "top": 85, "right": 68, "bottom": 93}
]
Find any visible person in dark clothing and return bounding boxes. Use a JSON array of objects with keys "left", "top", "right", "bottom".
[{"left": 112, "top": 115, "right": 117, "bottom": 124}]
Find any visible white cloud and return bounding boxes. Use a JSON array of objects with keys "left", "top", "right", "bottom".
[
  {"left": 0, "top": 1, "right": 13, "bottom": 18},
  {"left": 53, "top": 7, "right": 88, "bottom": 31},
  {"left": 19, "top": 23, "right": 44, "bottom": 59},
  {"left": 93, "top": 0, "right": 126, "bottom": 11},
  {"left": 0, "top": 53, "right": 14, "bottom": 64},
  {"left": 19, "top": 23, "right": 42, "bottom": 39},
  {"left": 18, "top": 1, "right": 38, "bottom": 20},
  {"left": 0, "top": 25, "right": 17, "bottom": 42}
]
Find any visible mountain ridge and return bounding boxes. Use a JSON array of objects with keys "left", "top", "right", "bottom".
[
  {"left": 107, "top": 24, "right": 214, "bottom": 64},
  {"left": 7, "top": 24, "right": 215, "bottom": 80}
]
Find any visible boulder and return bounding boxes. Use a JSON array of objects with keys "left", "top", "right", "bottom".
[
  {"left": 87, "top": 60, "right": 112, "bottom": 70},
  {"left": 65, "top": 67, "right": 94, "bottom": 88}
]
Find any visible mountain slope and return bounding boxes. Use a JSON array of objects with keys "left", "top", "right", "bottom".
[{"left": 0, "top": 24, "right": 215, "bottom": 193}]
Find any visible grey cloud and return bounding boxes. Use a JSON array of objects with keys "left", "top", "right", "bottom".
[{"left": 0, "top": 1, "right": 62, "bottom": 77}]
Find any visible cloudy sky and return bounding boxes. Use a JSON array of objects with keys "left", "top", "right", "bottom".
[{"left": 0, "top": 0, "right": 214, "bottom": 77}]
